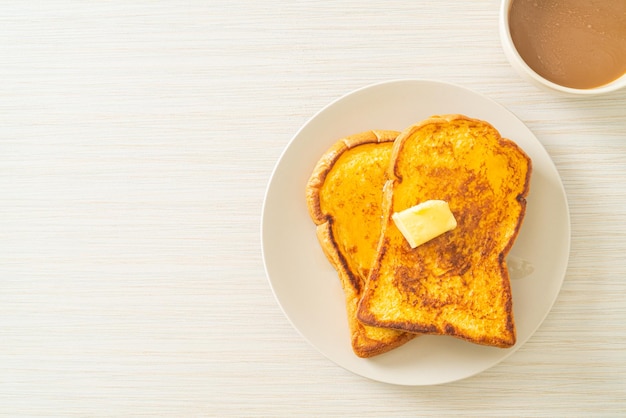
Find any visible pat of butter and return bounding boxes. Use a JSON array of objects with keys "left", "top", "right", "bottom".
[{"left": 392, "top": 200, "right": 457, "bottom": 248}]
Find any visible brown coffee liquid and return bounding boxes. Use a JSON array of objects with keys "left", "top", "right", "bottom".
[{"left": 508, "top": 0, "right": 626, "bottom": 89}]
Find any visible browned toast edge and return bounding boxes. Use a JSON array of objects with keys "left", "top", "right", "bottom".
[{"left": 306, "top": 130, "right": 417, "bottom": 357}]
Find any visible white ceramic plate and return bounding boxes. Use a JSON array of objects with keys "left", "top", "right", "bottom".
[{"left": 261, "top": 79, "right": 570, "bottom": 386}]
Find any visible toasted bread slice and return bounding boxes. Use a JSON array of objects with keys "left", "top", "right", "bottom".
[
  {"left": 357, "top": 115, "right": 531, "bottom": 348},
  {"left": 306, "top": 130, "right": 416, "bottom": 357}
]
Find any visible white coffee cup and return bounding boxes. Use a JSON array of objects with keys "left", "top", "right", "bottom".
[{"left": 499, "top": 0, "right": 626, "bottom": 95}]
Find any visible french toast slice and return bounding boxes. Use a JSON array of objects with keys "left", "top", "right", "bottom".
[
  {"left": 357, "top": 115, "right": 532, "bottom": 348},
  {"left": 306, "top": 130, "right": 416, "bottom": 358}
]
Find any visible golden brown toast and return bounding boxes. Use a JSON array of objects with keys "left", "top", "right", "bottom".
[
  {"left": 357, "top": 115, "right": 532, "bottom": 348},
  {"left": 306, "top": 130, "right": 416, "bottom": 358}
]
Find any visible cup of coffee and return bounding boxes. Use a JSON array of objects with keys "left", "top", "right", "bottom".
[{"left": 499, "top": 0, "right": 626, "bottom": 95}]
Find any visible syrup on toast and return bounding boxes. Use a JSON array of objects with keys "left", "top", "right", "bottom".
[
  {"left": 357, "top": 115, "right": 531, "bottom": 348},
  {"left": 306, "top": 130, "right": 416, "bottom": 358}
]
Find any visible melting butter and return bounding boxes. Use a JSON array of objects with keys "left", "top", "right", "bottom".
[{"left": 392, "top": 200, "right": 457, "bottom": 249}]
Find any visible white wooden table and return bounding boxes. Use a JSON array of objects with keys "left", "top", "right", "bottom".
[{"left": 1, "top": 1, "right": 625, "bottom": 416}]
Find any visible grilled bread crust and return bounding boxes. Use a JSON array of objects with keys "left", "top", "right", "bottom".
[
  {"left": 357, "top": 115, "right": 532, "bottom": 348},
  {"left": 306, "top": 130, "right": 416, "bottom": 357}
]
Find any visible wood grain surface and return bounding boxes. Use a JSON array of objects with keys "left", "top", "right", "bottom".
[{"left": 1, "top": 1, "right": 625, "bottom": 416}]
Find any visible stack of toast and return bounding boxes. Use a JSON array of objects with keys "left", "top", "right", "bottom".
[{"left": 306, "top": 114, "right": 532, "bottom": 358}]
